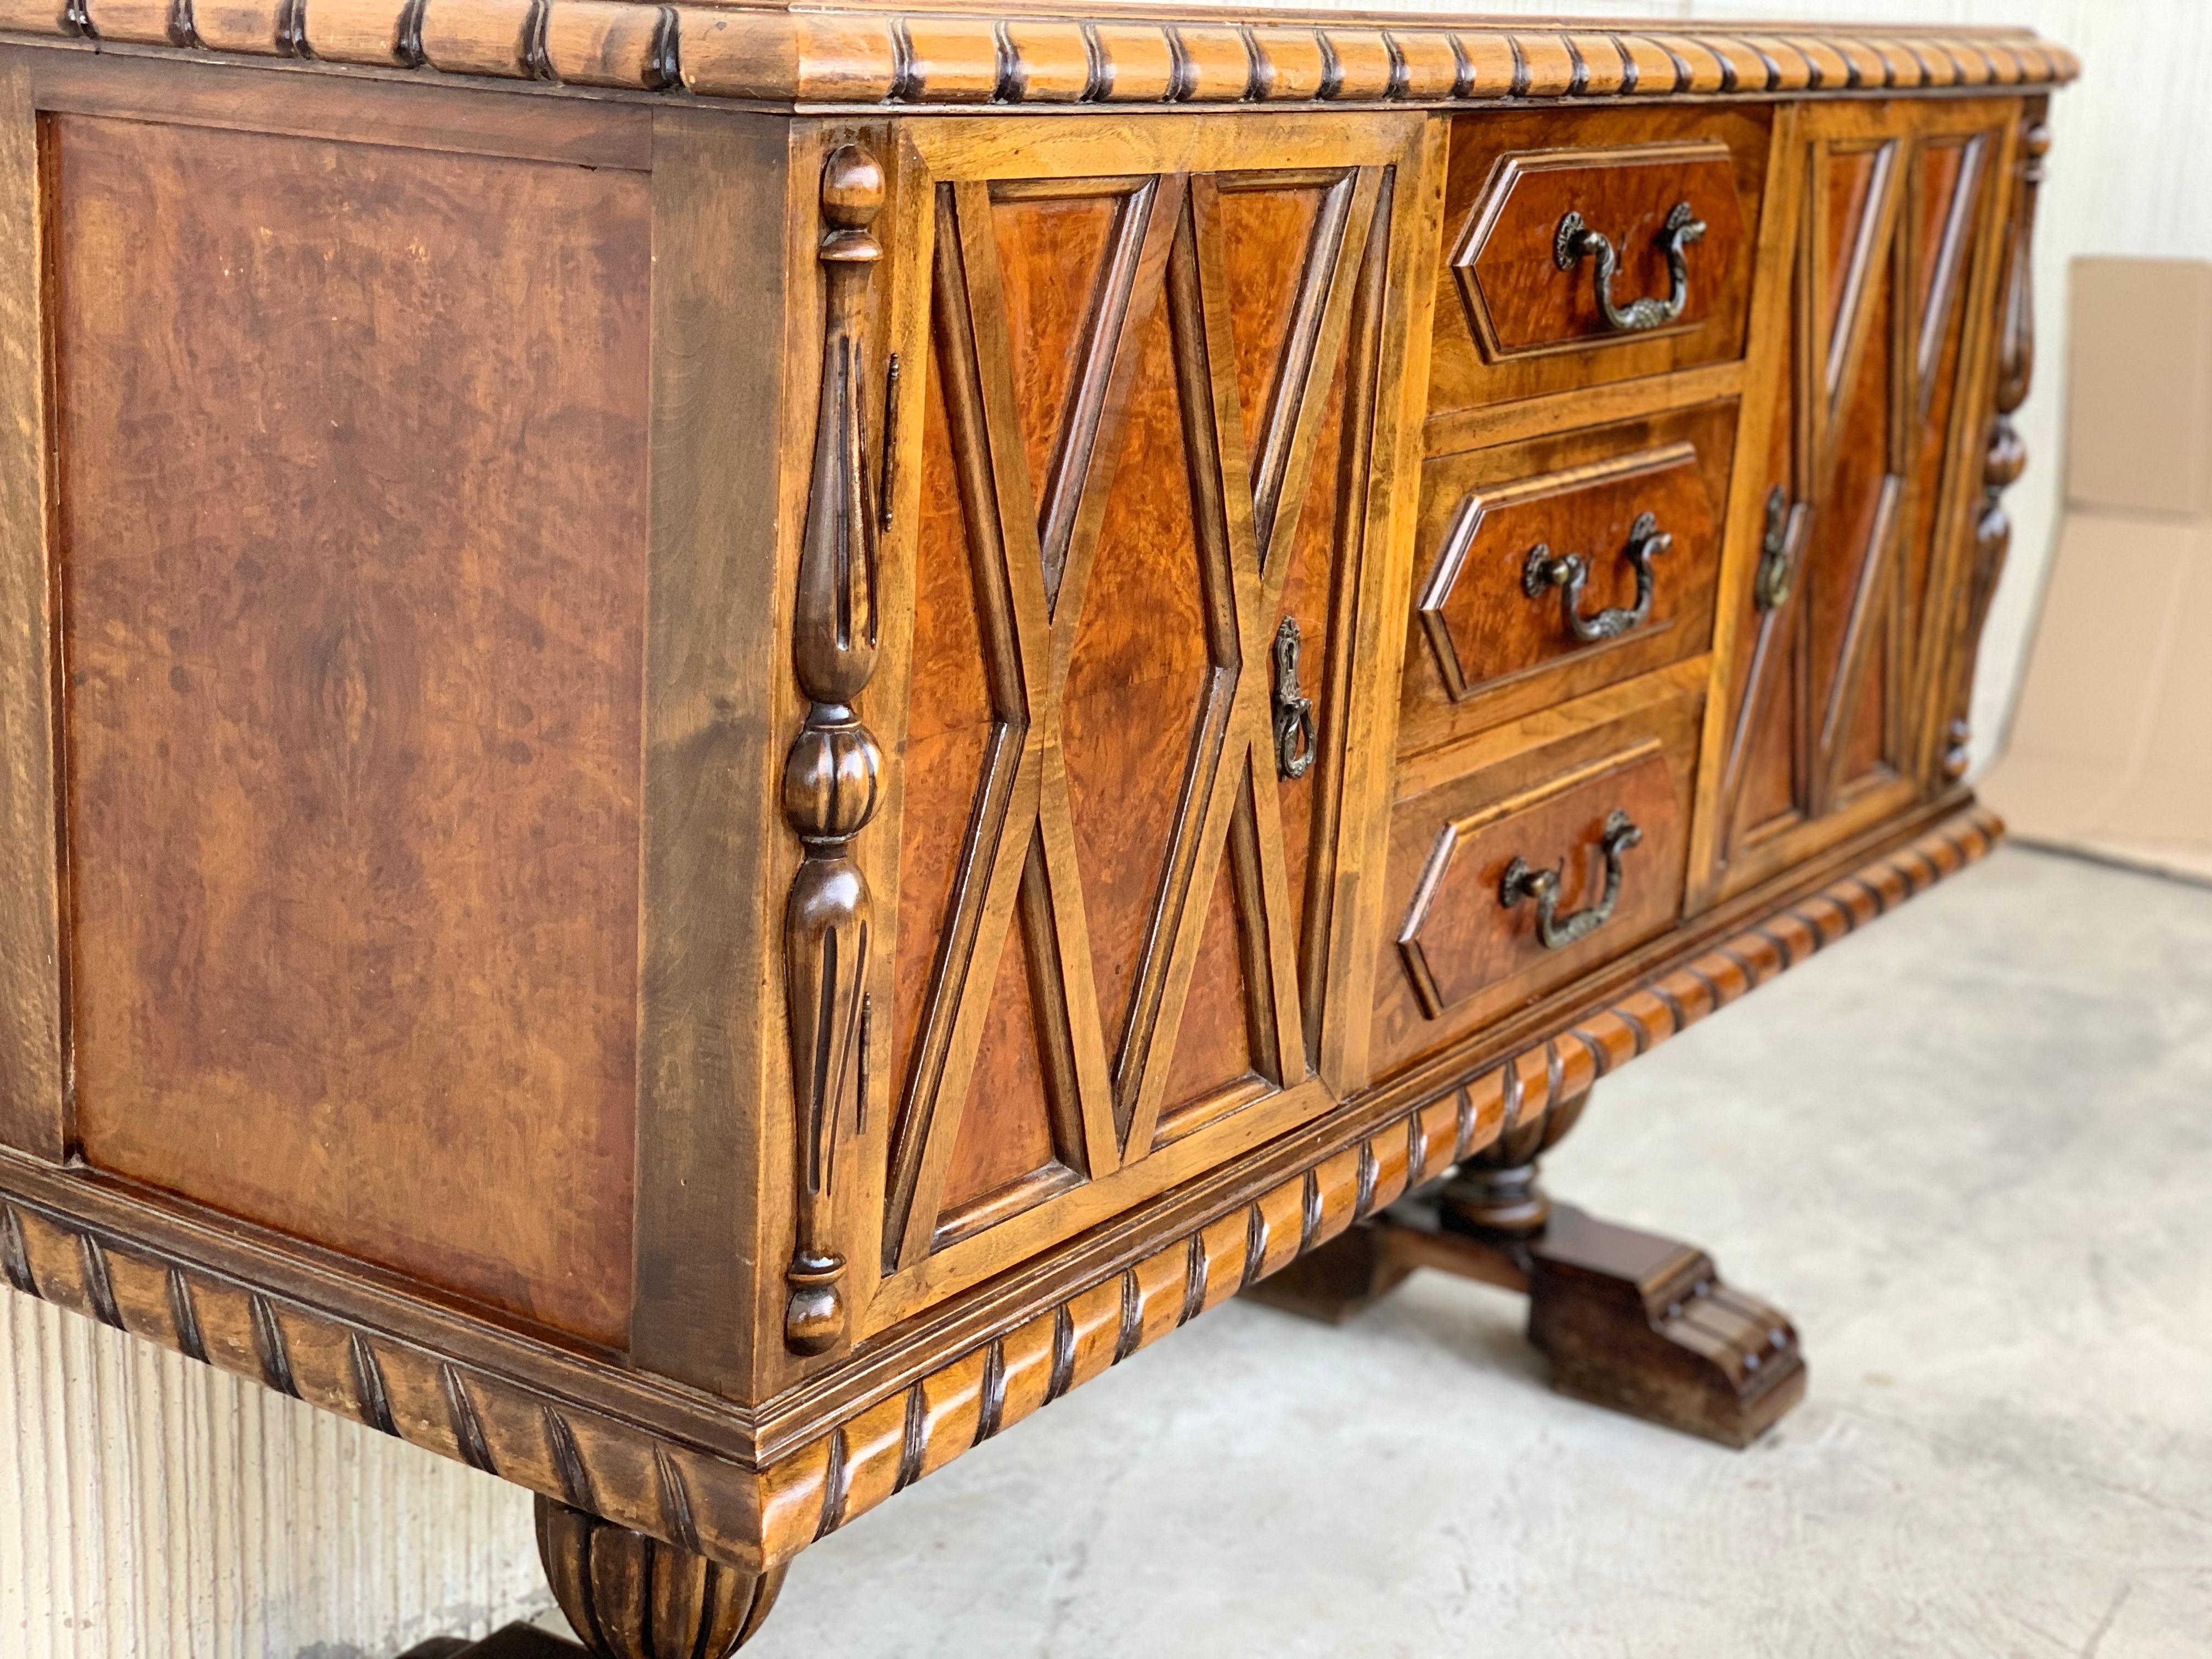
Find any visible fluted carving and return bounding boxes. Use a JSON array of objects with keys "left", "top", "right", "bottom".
[
  {"left": 782, "top": 143, "right": 887, "bottom": 1358},
  {"left": 537, "top": 1496, "right": 786, "bottom": 1658},
  {"left": 1945, "top": 114, "right": 2051, "bottom": 781}
]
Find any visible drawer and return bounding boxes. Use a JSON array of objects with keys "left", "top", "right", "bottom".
[
  {"left": 1370, "top": 676, "right": 1701, "bottom": 1076},
  {"left": 1430, "top": 105, "right": 1771, "bottom": 419},
  {"left": 1400, "top": 402, "right": 1737, "bottom": 756}
]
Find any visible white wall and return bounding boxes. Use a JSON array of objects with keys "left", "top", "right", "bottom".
[
  {"left": 8, "top": 4, "right": 2205, "bottom": 1656},
  {"left": 0, "top": 1290, "right": 551, "bottom": 1657}
]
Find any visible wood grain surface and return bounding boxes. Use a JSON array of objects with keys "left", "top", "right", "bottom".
[
  {"left": 874, "top": 111, "right": 1426, "bottom": 1337},
  {"left": 1705, "top": 98, "right": 2017, "bottom": 902},
  {"left": 54, "top": 115, "right": 650, "bottom": 1346},
  {"left": 1374, "top": 670, "right": 1702, "bottom": 1073},
  {"left": 1459, "top": 144, "right": 1746, "bottom": 354},
  {"left": 0, "top": 61, "right": 64, "bottom": 1163}
]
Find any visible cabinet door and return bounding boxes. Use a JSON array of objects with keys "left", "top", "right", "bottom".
[
  {"left": 1700, "top": 98, "right": 2018, "bottom": 904},
  {"left": 857, "top": 113, "right": 1438, "bottom": 1332}
]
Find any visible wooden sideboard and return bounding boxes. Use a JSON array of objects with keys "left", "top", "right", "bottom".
[{"left": 0, "top": 5, "right": 2070, "bottom": 1652}]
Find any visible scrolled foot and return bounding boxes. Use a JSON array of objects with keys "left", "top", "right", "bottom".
[
  {"left": 1242, "top": 1077, "right": 1803, "bottom": 1448},
  {"left": 1515, "top": 1203, "right": 1804, "bottom": 1448}
]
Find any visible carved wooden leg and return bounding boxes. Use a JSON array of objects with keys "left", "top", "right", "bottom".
[
  {"left": 1242, "top": 1084, "right": 1588, "bottom": 1324},
  {"left": 397, "top": 1500, "right": 787, "bottom": 1659},
  {"left": 537, "top": 1498, "right": 787, "bottom": 1658},
  {"left": 1246, "top": 1087, "right": 1805, "bottom": 1448}
]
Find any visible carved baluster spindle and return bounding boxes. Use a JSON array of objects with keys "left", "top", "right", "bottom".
[
  {"left": 1436, "top": 1086, "right": 1590, "bottom": 1239},
  {"left": 782, "top": 143, "right": 885, "bottom": 1358},
  {"left": 1946, "top": 115, "right": 2050, "bottom": 781}
]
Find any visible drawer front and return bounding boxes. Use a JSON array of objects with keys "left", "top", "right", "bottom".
[
  {"left": 1372, "top": 679, "right": 1700, "bottom": 1076},
  {"left": 1430, "top": 105, "right": 1771, "bottom": 420},
  {"left": 1402, "top": 402, "right": 1737, "bottom": 755}
]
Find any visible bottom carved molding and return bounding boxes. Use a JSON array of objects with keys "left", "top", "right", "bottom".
[{"left": 0, "top": 805, "right": 1997, "bottom": 1581}]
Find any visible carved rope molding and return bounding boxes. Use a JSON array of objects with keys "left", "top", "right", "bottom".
[
  {"left": 0, "top": 805, "right": 2001, "bottom": 1576},
  {"left": 0, "top": 2, "right": 2079, "bottom": 105}
]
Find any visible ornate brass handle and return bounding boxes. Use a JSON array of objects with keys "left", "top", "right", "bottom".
[
  {"left": 1554, "top": 201, "right": 1707, "bottom": 334},
  {"left": 1272, "top": 616, "right": 1316, "bottom": 781},
  {"left": 1522, "top": 511, "right": 1671, "bottom": 642},
  {"left": 1499, "top": 809, "right": 1643, "bottom": 950}
]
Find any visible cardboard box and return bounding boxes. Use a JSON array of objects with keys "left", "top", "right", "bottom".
[
  {"left": 1983, "top": 256, "right": 2212, "bottom": 884},
  {"left": 2066, "top": 257, "right": 2212, "bottom": 517}
]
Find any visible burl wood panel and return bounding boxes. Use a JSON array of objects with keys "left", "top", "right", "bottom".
[
  {"left": 1406, "top": 400, "right": 1737, "bottom": 752},
  {"left": 1272, "top": 343, "right": 1351, "bottom": 1038},
  {"left": 1431, "top": 105, "right": 1770, "bottom": 416},
  {"left": 894, "top": 339, "right": 1047, "bottom": 1229},
  {"left": 1812, "top": 158, "right": 1900, "bottom": 796},
  {"left": 1235, "top": 171, "right": 1372, "bottom": 1082},
  {"left": 1903, "top": 136, "right": 1987, "bottom": 664},
  {"left": 55, "top": 115, "right": 649, "bottom": 1345},
  {"left": 1125, "top": 173, "right": 1341, "bottom": 1137},
  {"left": 1373, "top": 679, "right": 1700, "bottom": 1075},
  {"left": 1058, "top": 270, "right": 1214, "bottom": 1075},
  {"left": 888, "top": 162, "right": 1370, "bottom": 1260},
  {"left": 936, "top": 857, "right": 1080, "bottom": 1233},
  {"left": 1401, "top": 744, "right": 1683, "bottom": 1012}
]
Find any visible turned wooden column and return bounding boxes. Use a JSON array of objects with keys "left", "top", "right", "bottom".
[{"left": 1433, "top": 1086, "right": 1590, "bottom": 1238}]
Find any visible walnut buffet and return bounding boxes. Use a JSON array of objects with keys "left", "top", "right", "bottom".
[{"left": 0, "top": 4, "right": 2070, "bottom": 1652}]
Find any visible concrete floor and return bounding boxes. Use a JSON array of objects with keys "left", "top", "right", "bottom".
[{"left": 738, "top": 848, "right": 2212, "bottom": 1658}]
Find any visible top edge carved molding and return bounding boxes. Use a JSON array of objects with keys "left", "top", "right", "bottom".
[{"left": 0, "top": 1, "right": 2079, "bottom": 109}]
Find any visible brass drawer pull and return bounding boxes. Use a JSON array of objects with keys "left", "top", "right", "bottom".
[
  {"left": 1499, "top": 809, "right": 1644, "bottom": 950},
  {"left": 1522, "top": 511, "right": 1671, "bottom": 642},
  {"left": 1272, "top": 616, "right": 1317, "bottom": 781},
  {"left": 1555, "top": 201, "right": 1707, "bottom": 334}
]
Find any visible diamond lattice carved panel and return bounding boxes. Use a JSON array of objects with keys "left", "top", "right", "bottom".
[
  {"left": 882, "top": 163, "right": 1384, "bottom": 1267},
  {"left": 1058, "top": 277, "right": 1219, "bottom": 1083}
]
